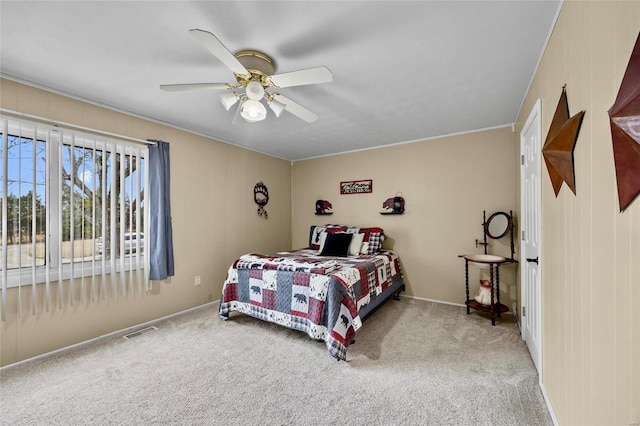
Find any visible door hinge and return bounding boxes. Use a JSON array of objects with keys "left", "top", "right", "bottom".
[
  {"left": 521, "top": 155, "right": 525, "bottom": 165},
  {"left": 522, "top": 306, "right": 526, "bottom": 317},
  {"left": 522, "top": 230, "right": 525, "bottom": 240}
]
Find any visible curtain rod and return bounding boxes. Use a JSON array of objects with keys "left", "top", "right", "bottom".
[{"left": 0, "top": 108, "right": 156, "bottom": 146}]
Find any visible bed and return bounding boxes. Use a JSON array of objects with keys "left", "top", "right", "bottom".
[{"left": 219, "top": 225, "right": 405, "bottom": 360}]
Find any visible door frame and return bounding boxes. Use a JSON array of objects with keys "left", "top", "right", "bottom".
[{"left": 519, "top": 98, "right": 543, "bottom": 380}]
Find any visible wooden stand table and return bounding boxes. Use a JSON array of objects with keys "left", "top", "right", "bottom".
[{"left": 463, "top": 254, "right": 512, "bottom": 325}]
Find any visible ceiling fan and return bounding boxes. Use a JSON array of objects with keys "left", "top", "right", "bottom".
[{"left": 160, "top": 29, "right": 333, "bottom": 123}]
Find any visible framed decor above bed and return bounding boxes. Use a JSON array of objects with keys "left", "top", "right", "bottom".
[
  {"left": 219, "top": 224, "right": 405, "bottom": 361},
  {"left": 340, "top": 179, "right": 372, "bottom": 195}
]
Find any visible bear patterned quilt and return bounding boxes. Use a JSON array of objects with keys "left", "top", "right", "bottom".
[{"left": 218, "top": 249, "right": 403, "bottom": 360}]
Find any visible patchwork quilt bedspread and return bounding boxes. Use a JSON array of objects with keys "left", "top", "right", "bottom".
[{"left": 219, "top": 249, "right": 403, "bottom": 360}]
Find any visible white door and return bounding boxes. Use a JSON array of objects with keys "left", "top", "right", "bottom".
[{"left": 520, "top": 99, "right": 542, "bottom": 374}]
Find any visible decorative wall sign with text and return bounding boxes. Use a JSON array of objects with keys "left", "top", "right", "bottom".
[
  {"left": 340, "top": 179, "right": 372, "bottom": 195},
  {"left": 608, "top": 31, "right": 640, "bottom": 212},
  {"left": 542, "top": 86, "right": 585, "bottom": 196}
]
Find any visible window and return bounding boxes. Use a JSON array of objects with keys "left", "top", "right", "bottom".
[{"left": 1, "top": 116, "right": 148, "bottom": 289}]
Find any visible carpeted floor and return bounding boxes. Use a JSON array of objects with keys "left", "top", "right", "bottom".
[{"left": 0, "top": 297, "right": 552, "bottom": 425}]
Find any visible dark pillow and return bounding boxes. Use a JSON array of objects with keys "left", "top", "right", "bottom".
[{"left": 319, "top": 232, "right": 353, "bottom": 257}]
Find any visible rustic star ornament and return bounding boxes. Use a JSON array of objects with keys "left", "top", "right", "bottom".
[
  {"left": 542, "top": 87, "right": 585, "bottom": 196},
  {"left": 608, "top": 31, "right": 640, "bottom": 212}
]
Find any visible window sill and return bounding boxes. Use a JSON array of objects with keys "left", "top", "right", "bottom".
[{"left": 3, "top": 255, "right": 146, "bottom": 288}]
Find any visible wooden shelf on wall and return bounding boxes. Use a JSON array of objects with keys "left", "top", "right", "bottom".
[{"left": 314, "top": 212, "right": 333, "bottom": 215}]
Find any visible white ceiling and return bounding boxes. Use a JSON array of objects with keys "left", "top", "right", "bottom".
[{"left": 0, "top": 1, "right": 561, "bottom": 161}]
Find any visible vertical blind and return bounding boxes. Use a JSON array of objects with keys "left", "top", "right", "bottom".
[{"left": 0, "top": 115, "right": 150, "bottom": 321}]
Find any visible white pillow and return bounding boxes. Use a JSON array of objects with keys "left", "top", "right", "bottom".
[
  {"left": 360, "top": 241, "right": 370, "bottom": 255},
  {"left": 348, "top": 232, "right": 365, "bottom": 256}
]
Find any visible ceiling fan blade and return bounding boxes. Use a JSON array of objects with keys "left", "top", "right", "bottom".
[
  {"left": 273, "top": 94, "right": 318, "bottom": 123},
  {"left": 269, "top": 66, "right": 333, "bottom": 88},
  {"left": 160, "top": 83, "right": 230, "bottom": 92},
  {"left": 189, "top": 28, "right": 249, "bottom": 76}
]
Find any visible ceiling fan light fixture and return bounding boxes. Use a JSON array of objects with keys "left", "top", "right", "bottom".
[
  {"left": 240, "top": 99, "right": 267, "bottom": 122},
  {"left": 161, "top": 30, "right": 330, "bottom": 124},
  {"left": 245, "top": 81, "right": 265, "bottom": 101},
  {"left": 220, "top": 91, "right": 239, "bottom": 111},
  {"left": 268, "top": 98, "right": 286, "bottom": 118}
]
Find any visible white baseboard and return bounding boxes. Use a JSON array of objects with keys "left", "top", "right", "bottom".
[
  {"left": 399, "top": 294, "right": 466, "bottom": 308},
  {"left": 1, "top": 300, "right": 220, "bottom": 371},
  {"left": 539, "top": 379, "right": 559, "bottom": 425}
]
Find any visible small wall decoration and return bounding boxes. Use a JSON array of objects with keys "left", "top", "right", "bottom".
[
  {"left": 340, "top": 179, "right": 372, "bottom": 195},
  {"left": 254, "top": 181, "right": 269, "bottom": 219},
  {"left": 542, "top": 85, "right": 585, "bottom": 196},
  {"left": 381, "top": 192, "right": 405, "bottom": 214},
  {"left": 315, "top": 198, "right": 333, "bottom": 215},
  {"left": 608, "top": 31, "right": 640, "bottom": 212}
]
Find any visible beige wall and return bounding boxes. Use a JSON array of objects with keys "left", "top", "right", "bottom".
[
  {"left": 515, "top": 2, "right": 640, "bottom": 424},
  {"left": 0, "top": 78, "right": 292, "bottom": 366},
  {"left": 292, "top": 127, "right": 519, "bottom": 306}
]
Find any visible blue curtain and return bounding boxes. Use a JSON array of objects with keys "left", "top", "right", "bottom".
[{"left": 148, "top": 140, "right": 175, "bottom": 280}]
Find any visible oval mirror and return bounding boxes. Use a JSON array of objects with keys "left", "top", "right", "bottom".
[{"left": 485, "top": 211, "right": 511, "bottom": 239}]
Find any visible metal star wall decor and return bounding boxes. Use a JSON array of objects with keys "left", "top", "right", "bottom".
[
  {"left": 608, "top": 31, "right": 640, "bottom": 212},
  {"left": 542, "top": 86, "right": 585, "bottom": 196}
]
